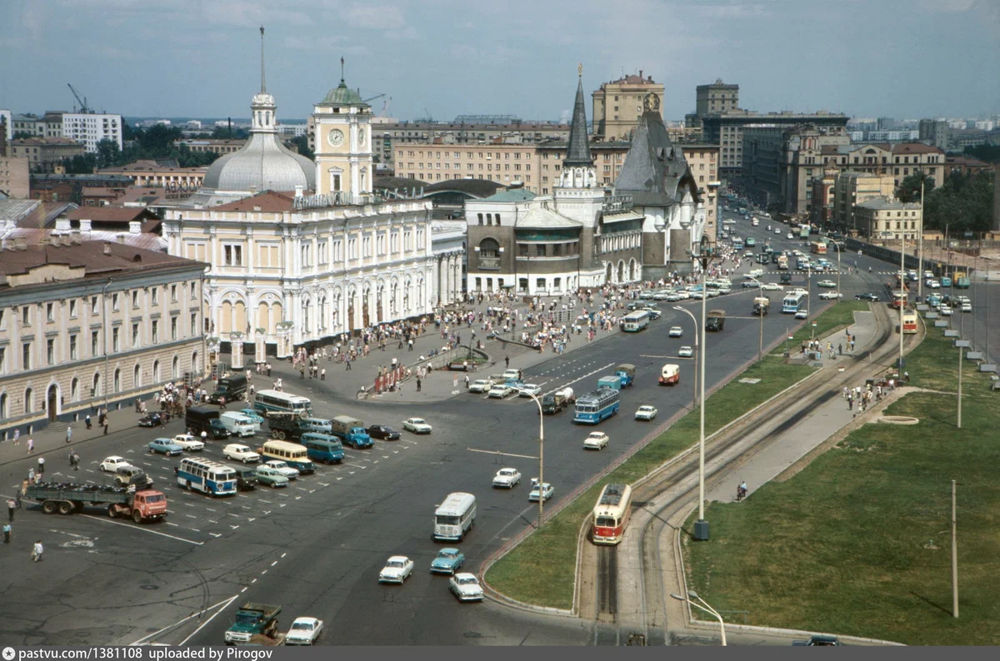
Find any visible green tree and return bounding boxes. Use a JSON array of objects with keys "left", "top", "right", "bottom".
[
  {"left": 211, "top": 125, "right": 249, "bottom": 140},
  {"left": 896, "top": 171, "right": 936, "bottom": 203},
  {"left": 290, "top": 135, "right": 313, "bottom": 160},
  {"left": 96, "top": 138, "right": 124, "bottom": 168},
  {"left": 923, "top": 171, "right": 995, "bottom": 234},
  {"left": 963, "top": 144, "right": 1000, "bottom": 163},
  {"left": 61, "top": 153, "right": 97, "bottom": 174}
]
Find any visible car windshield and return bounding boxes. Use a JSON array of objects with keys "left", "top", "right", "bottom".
[
  {"left": 410, "top": 419, "right": 425, "bottom": 424},
  {"left": 387, "top": 560, "right": 405, "bottom": 568},
  {"left": 458, "top": 576, "right": 476, "bottom": 585},
  {"left": 436, "top": 515, "right": 460, "bottom": 525},
  {"left": 291, "top": 622, "right": 312, "bottom": 631}
]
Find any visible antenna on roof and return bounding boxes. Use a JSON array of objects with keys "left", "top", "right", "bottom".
[
  {"left": 340, "top": 56, "right": 345, "bottom": 85},
  {"left": 259, "top": 26, "right": 266, "bottom": 93}
]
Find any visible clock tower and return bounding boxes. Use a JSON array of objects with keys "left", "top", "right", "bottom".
[{"left": 312, "top": 58, "right": 373, "bottom": 199}]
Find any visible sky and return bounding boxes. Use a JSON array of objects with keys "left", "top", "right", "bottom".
[{"left": 1, "top": 0, "right": 998, "bottom": 123}]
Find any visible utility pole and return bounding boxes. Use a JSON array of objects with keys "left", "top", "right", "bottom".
[
  {"left": 899, "top": 235, "right": 905, "bottom": 375},
  {"left": 952, "top": 479, "right": 959, "bottom": 618},
  {"left": 957, "top": 346, "right": 963, "bottom": 429},
  {"left": 917, "top": 179, "right": 925, "bottom": 302}
]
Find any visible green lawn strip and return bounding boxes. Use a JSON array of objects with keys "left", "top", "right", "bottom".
[
  {"left": 775, "top": 300, "right": 870, "bottom": 353},
  {"left": 485, "top": 355, "right": 815, "bottom": 609},
  {"left": 684, "top": 332, "right": 999, "bottom": 645}
]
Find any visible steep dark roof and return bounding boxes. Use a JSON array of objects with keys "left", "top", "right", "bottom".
[
  {"left": 614, "top": 110, "right": 692, "bottom": 207},
  {"left": 424, "top": 179, "right": 504, "bottom": 198},
  {"left": 564, "top": 77, "right": 593, "bottom": 168}
]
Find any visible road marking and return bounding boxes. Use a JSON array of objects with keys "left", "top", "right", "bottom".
[
  {"left": 209, "top": 532, "right": 221, "bottom": 538},
  {"left": 185, "top": 514, "right": 197, "bottom": 519},
  {"left": 467, "top": 448, "right": 538, "bottom": 460},
  {"left": 540, "top": 361, "right": 615, "bottom": 397},
  {"left": 81, "top": 514, "right": 203, "bottom": 545},
  {"left": 130, "top": 595, "right": 239, "bottom": 645},
  {"left": 166, "top": 522, "right": 179, "bottom": 527}
]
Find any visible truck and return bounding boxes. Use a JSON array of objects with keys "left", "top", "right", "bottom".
[
  {"left": 776, "top": 253, "right": 789, "bottom": 270},
  {"left": 541, "top": 388, "right": 574, "bottom": 414},
  {"left": 614, "top": 364, "right": 636, "bottom": 387},
  {"left": 209, "top": 374, "right": 248, "bottom": 404},
  {"left": 225, "top": 603, "right": 282, "bottom": 645},
  {"left": 185, "top": 405, "right": 230, "bottom": 440},
  {"left": 330, "top": 415, "right": 374, "bottom": 449},
  {"left": 597, "top": 375, "right": 623, "bottom": 392},
  {"left": 25, "top": 483, "right": 167, "bottom": 523},
  {"left": 955, "top": 271, "right": 970, "bottom": 289},
  {"left": 780, "top": 272, "right": 793, "bottom": 285},
  {"left": 753, "top": 296, "right": 770, "bottom": 316},
  {"left": 706, "top": 309, "right": 726, "bottom": 332}
]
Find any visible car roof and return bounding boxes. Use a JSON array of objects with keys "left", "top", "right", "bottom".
[
  {"left": 387, "top": 555, "right": 410, "bottom": 563},
  {"left": 292, "top": 617, "right": 318, "bottom": 625},
  {"left": 454, "top": 572, "right": 477, "bottom": 580},
  {"left": 439, "top": 548, "right": 460, "bottom": 554}
]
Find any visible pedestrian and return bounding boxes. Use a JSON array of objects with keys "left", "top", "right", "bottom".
[
  {"left": 85, "top": 414, "right": 92, "bottom": 430},
  {"left": 345, "top": 358, "right": 352, "bottom": 371},
  {"left": 464, "top": 375, "right": 470, "bottom": 390},
  {"left": 267, "top": 363, "right": 272, "bottom": 377},
  {"left": 321, "top": 368, "right": 326, "bottom": 381},
  {"left": 416, "top": 378, "right": 422, "bottom": 392},
  {"left": 66, "top": 426, "right": 72, "bottom": 444},
  {"left": 219, "top": 396, "right": 227, "bottom": 410},
  {"left": 103, "top": 420, "right": 109, "bottom": 436},
  {"left": 72, "top": 452, "right": 80, "bottom": 471},
  {"left": 838, "top": 343, "right": 843, "bottom": 355},
  {"left": 31, "top": 539, "right": 43, "bottom": 562},
  {"left": 505, "top": 355, "right": 510, "bottom": 369},
  {"left": 27, "top": 437, "right": 34, "bottom": 454},
  {"left": 12, "top": 428, "right": 19, "bottom": 445},
  {"left": 7, "top": 498, "right": 15, "bottom": 523},
  {"left": 37, "top": 456, "right": 45, "bottom": 476},
  {"left": 2, "top": 523, "right": 10, "bottom": 544}
]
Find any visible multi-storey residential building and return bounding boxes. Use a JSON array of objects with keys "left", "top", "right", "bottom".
[
  {"left": 61, "top": 113, "right": 123, "bottom": 152},
  {"left": 809, "top": 165, "right": 840, "bottom": 229},
  {"left": 0, "top": 239, "right": 206, "bottom": 439},
  {"left": 11, "top": 112, "right": 66, "bottom": 139},
  {"left": 0, "top": 157, "right": 30, "bottom": 199},
  {"left": 819, "top": 142, "right": 947, "bottom": 189},
  {"left": 832, "top": 172, "right": 896, "bottom": 234},
  {"left": 0, "top": 110, "right": 12, "bottom": 146},
  {"left": 10, "top": 138, "right": 86, "bottom": 173},
  {"left": 592, "top": 71, "right": 665, "bottom": 141},
  {"left": 695, "top": 79, "right": 739, "bottom": 120},
  {"left": 678, "top": 143, "right": 720, "bottom": 239},
  {"left": 854, "top": 197, "right": 922, "bottom": 240},
  {"left": 918, "top": 119, "right": 951, "bottom": 151}
]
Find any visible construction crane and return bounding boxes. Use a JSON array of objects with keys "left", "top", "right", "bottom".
[
  {"left": 67, "top": 83, "right": 91, "bottom": 114},
  {"left": 380, "top": 97, "right": 392, "bottom": 118},
  {"left": 363, "top": 92, "right": 386, "bottom": 105}
]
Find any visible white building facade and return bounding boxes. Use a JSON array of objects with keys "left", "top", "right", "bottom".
[{"left": 61, "top": 113, "right": 124, "bottom": 152}]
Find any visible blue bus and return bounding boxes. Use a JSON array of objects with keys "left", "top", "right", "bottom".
[
  {"left": 574, "top": 388, "right": 621, "bottom": 424},
  {"left": 733, "top": 237, "right": 745, "bottom": 250},
  {"left": 782, "top": 290, "right": 807, "bottom": 314},
  {"left": 176, "top": 457, "right": 237, "bottom": 497},
  {"left": 622, "top": 310, "right": 650, "bottom": 332}
]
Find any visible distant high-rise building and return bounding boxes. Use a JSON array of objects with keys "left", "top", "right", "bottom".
[
  {"left": 696, "top": 79, "right": 740, "bottom": 117},
  {"left": 918, "top": 119, "right": 950, "bottom": 150},
  {"left": 61, "top": 112, "right": 124, "bottom": 153},
  {"left": 591, "top": 71, "right": 664, "bottom": 141}
]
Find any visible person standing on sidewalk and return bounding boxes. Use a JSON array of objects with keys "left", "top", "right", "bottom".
[
  {"left": 103, "top": 419, "right": 109, "bottom": 436},
  {"left": 13, "top": 428, "right": 19, "bottom": 446},
  {"left": 66, "top": 426, "right": 72, "bottom": 444},
  {"left": 31, "top": 539, "right": 43, "bottom": 562},
  {"left": 321, "top": 368, "right": 326, "bottom": 381},
  {"left": 416, "top": 378, "right": 422, "bottom": 392},
  {"left": 3, "top": 523, "right": 10, "bottom": 544},
  {"left": 37, "top": 456, "right": 45, "bottom": 477}
]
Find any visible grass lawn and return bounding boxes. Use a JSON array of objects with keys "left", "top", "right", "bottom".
[
  {"left": 781, "top": 300, "right": 870, "bottom": 351},
  {"left": 684, "top": 330, "right": 1000, "bottom": 645}
]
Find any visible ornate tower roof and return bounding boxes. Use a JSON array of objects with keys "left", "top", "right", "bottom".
[
  {"left": 614, "top": 93, "right": 694, "bottom": 207},
  {"left": 564, "top": 64, "right": 593, "bottom": 168},
  {"left": 317, "top": 58, "right": 370, "bottom": 109}
]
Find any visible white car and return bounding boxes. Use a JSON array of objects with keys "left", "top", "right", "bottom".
[
  {"left": 819, "top": 291, "right": 841, "bottom": 300},
  {"left": 678, "top": 345, "right": 694, "bottom": 358},
  {"left": 529, "top": 480, "right": 554, "bottom": 502},
  {"left": 518, "top": 384, "right": 542, "bottom": 397},
  {"left": 669, "top": 326, "right": 684, "bottom": 338},
  {"left": 402, "top": 418, "right": 432, "bottom": 434},
  {"left": 961, "top": 302, "right": 972, "bottom": 313},
  {"left": 488, "top": 384, "right": 514, "bottom": 399},
  {"left": 285, "top": 617, "right": 323, "bottom": 646},
  {"left": 635, "top": 405, "right": 658, "bottom": 421},
  {"left": 817, "top": 280, "right": 836, "bottom": 288},
  {"left": 223, "top": 443, "right": 260, "bottom": 464},
  {"left": 761, "top": 282, "right": 783, "bottom": 291},
  {"left": 171, "top": 434, "right": 205, "bottom": 451},
  {"left": 926, "top": 279, "right": 940, "bottom": 289},
  {"left": 100, "top": 456, "right": 131, "bottom": 473},
  {"left": 502, "top": 368, "right": 522, "bottom": 381},
  {"left": 493, "top": 467, "right": 522, "bottom": 488},
  {"left": 264, "top": 459, "right": 299, "bottom": 480},
  {"left": 674, "top": 291, "right": 691, "bottom": 300},
  {"left": 449, "top": 572, "right": 484, "bottom": 602},
  {"left": 775, "top": 228, "right": 782, "bottom": 235},
  {"left": 787, "top": 233, "right": 795, "bottom": 239},
  {"left": 379, "top": 556, "right": 414, "bottom": 584},
  {"left": 939, "top": 305, "right": 953, "bottom": 316},
  {"left": 795, "top": 309, "right": 809, "bottom": 320},
  {"left": 469, "top": 379, "right": 492, "bottom": 394},
  {"left": 583, "top": 431, "right": 609, "bottom": 450}
]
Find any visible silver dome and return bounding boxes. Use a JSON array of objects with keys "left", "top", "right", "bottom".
[{"left": 203, "top": 133, "right": 315, "bottom": 193}]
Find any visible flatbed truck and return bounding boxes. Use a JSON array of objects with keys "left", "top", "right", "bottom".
[{"left": 25, "top": 483, "right": 168, "bottom": 522}]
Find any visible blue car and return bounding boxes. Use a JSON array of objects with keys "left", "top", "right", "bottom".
[
  {"left": 430, "top": 548, "right": 466, "bottom": 575},
  {"left": 239, "top": 408, "right": 265, "bottom": 426},
  {"left": 148, "top": 438, "right": 184, "bottom": 456}
]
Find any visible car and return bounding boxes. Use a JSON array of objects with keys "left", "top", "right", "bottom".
[
  {"left": 430, "top": 548, "right": 466, "bottom": 575},
  {"left": 223, "top": 443, "right": 260, "bottom": 464},
  {"left": 449, "top": 572, "right": 485, "bottom": 602},
  {"left": 955, "top": 295, "right": 970, "bottom": 304},
  {"left": 264, "top": 459, "right": 300, "bottom": 480},
  {"left": 775, "top": 228, "right": 782, "bottom": 235},
  {"left": 367, "top": 424, "right": 401, "bottom": 440},
  {"left": 793, "top": 635, "right": 842, "bottom": 647},
  {"left": 148, "top": 438, "right": 184, "bottom": 456},
  {"left": 235, "top": 468, "right": 258, "bottom": 491},
  {"left": 468, "top": 379, "right": 492, "bottom": 394},
  {"left": 114, "top": 465, "right": 153, "bottom": 489},
  {"left": 787, "top": 233, "right": 794, "bottom": 239},
  {"left": 741, "top": 281, "right": 759, "bottom": 289},
  {"left": 488, "top": 384, "right": 514, "bottom": 399},
  {"left": 402, "top": 418, "right": 432, "bottom": 434},
  {"left": 718, "top": 287, "right": 733, "bottom": 295},
  {"left": 817, "top": 280, "right": 836, "bottom": 288},
  {"left": 855, "top": 293, "right": 880, "bottom": 302},
  {"left": 652, "top": 290, "right": 673, "bottom": 301},
  {"left": 528, "top": 480, "right": 554, "bottom": 502},
  {"left": 254, "top": 466, "right": 289, "bottom": 488},
  {"left": 171, "top": 434, "right": 205, "bottom": 451},
  {"left": 939, "top": 305, "right": 953, "bottom": 316},
  {"left": 678, "top": 345, "right": 694, "bottom": 358},
  {"left": 493, "top": 467, "right": 522, "bottom": 488},
  {"left": 643, "top": 307, "right": 663, "bottom": 319},
  {"left": 626, "top": 301, "right": 646, "bottom": 311},
  {"left": 518, "top": 383, "right": 542, "bottom": 397},
  {"left": 238, "top": 408, "right": 266, "bottom": 426},
  {"left": 924, "top": 270, "right": 934, "bottom": 279},
  {"left": 639, "top": 290, "right": 657, "bottom": 300},
  {"left": 674, "top": 290, "right": 691, "bottom": 300},
  {"left": 926, "top": 279, "right": 940, "bottom": 289},
  {"left": 819, "top": 291, "right": 841, "bottom": 300},
  {"left": 378, "top": 556, "right": 414, "bottom": 584},
  {"left": 705, "top": 289, "right": 720, "bottom": 298},
  {"left": 669, "top": 326, "right": 683, "bottom": 338},
  {"left": 583, "top": 431, "right": 610, "bottom": 450},
  {"left": 635, "top": 405, "right": 658, "bottom": 421},
  {"left": 502, "top": 368, "right": 523, "bottom": 381},
  {"left": 795, "top": 309, "right": 809, "bottom": 319},
  {"left": 761, "top": 282, "right": 783, "bottom": 291},
  {"left": 285, "top": 617, "right": 323, "bottom": 646},
  {"left": 99, "top": 456, "right": 131, "bottom": 473},
  {"left": 961, "top": 302, "right": 972, "bottom": 312},
  {"left": 137, "top": 413, "right": 164, "bottom": 428}
]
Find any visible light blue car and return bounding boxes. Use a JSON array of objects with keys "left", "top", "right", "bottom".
[
  {"left": 430, "top": 548, "right": 466, "bottom": 575},
  {"left": 148, "top": 438, "right": 184, "bottom": 456},
  {"left": 239, "top": 408, "right": 265, "bottom": 426}
]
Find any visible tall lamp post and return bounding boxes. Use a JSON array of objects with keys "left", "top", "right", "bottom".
[
  {"left": 689, "top": 234, "right": 716, "bottom": 541},
  {"left": 917, "top": 178, "right": 925, "bottom": 303},
  {"left": 674, "top": 306, "right": 700, "bottom": 409},
  {"left": 745, "top": 276, "right": 765, "bottom": 362},
  {"left": 517, "top": 389, "right": 546, "bottom": 528},
  {"left": 671, "top": 591, "right": 727, "bottom": 646},
  {"left": 826, "top": 238, "right": 844, "bottom": 296}
]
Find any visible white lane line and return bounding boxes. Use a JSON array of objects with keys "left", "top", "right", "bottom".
[
  {"left": 540, "top": 361, "right": 615, "bottom": 397},
  {"left": 467, "top": 448, "right": 539, "bottom": 460},
  {"left": 130, "top": 595, "right": 239, "bottom": 645},
  {"left": 81, "top": 514, "right": 203, "bottom": 545},
  {"left": 166, "top": 522, "right": 179, "bottom": 527},
  {"left": 177, "top": 595, "right": 241, "bottom": 647}
]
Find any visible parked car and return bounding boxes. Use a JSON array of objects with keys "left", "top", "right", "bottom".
[
  {"left": 223, "top": 443, "right": 260, "bottom": 464},
  {"left": 264, "top": 459, "right": 299, "bottom": 480},
  {"left": 235, "top": 468, "right": 258, "bottom": 491},
  {"left": 402, "top": 418, "right": 432, "bottom": 434},
  {"left": 939, "top": 304, "right": 953, "bottom": 316},
  {"left": 100, "top": 456, "right": 131, "bottom": 473},
  {"left": 378, "top": 556, "right": 414, "bottom": 584},
  {"left": 583, "top": 432, "right": 609, "bottom": 450},
  {"left": 469, "top": 379, "right": 492, "bottom": 394},
  {"left": 492, "top": 468, "right": 521, "bottom": 488},
  {"left": 138, "top": 413, "right": 164, "bottom": 428},
  {"left": 518, "top": 383, "right": 542, "bottom": 397},
  {"left": 254, "top": 466, "right": 289, "bottom": 488},
  {"left": 678, "top": 346, "right": 694, "bottom": 358},
  {"left": 961, "top": 302, "right": 972, "bottom": 312},
  {"left": 761, "top": 282, "right": 783, "bottom": 291},
  {"left": 449, "top": 573, "right": 484, "bottom": 602},
  {"left": 786, "top": 233, "right": 794, "bottom": 239},
  {"left": 430, "top": 548, "right": 466, "bottom": 575},
  {"left": 148, "top": 438, "right": 184, "bottom": 456},
  {"left": 367, "top": 424, "right": 401, "bottom": 440},
  {"left": 855, "top": 293, "right": 880, "bottom": 302},
  {"left": 635, "top": 405, "right": 658, "bottom": 421},
  {"left": 795, "top": 309, "right": 809, "bottom": 319},
  {"left": 285, "top": 617, "right": 323, "bottom": 646},
  {"left": 171, "top": 434, "right": 205, "bottom": 451},
  {"left": 528, "top": 479, "right": 554, "bottom": 502},
  {"left": 669, "top": 326, "right": 684, "bottom": 338},
  {"left": 793, "top": 635, "right": 841, "bottom": 647}
]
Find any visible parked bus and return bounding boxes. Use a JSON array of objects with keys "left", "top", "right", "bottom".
[
  {"left": 890, "top": 289, "right": 908, "bottom": 310},
  {"left": 901, "top": 310, "right": 918, "bottom": 334},
  {"left": 810, "top": 241, "right": 827, "bottom": 255},
  {"left": 573, "top": 387, "right": 621, "bottom": 424},
  {"left": 260, "top": 440, "right": 315, "bottom": 474},
  {"left": 782, "top": 290, "right": 807, "bottom": 314},
  {"left": 622, "top": 310, "right": 650, "bottom": 332},
  {"left": 176, "top": 457, "right": 237, "bottom": 497},
  {"left": 253, "top": 389, "right": 312, "bottom": 418},
  {"left": 591, "top": 483, "right": 634, "bottom": 545}
]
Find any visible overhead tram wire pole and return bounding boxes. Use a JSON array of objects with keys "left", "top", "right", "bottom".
[
  {"left": 826, "top": 238, "right": 844, "bottom": 299},
  {"left": 671, "top": 591, "right": 727, "bottom": 646},
  {"left": 516, "top": 389, "right": 546, "bottom": 528},
  {"left": 689, "top": 234, "right": 716, "bottom": 541},
  {"left": 917, "top": 178, "right": 925, "bottom": 303},
  {"left": 674, "top": 306, "right": 700, "bottom": 408},
  {"left": 899, "top": 233, "right": 906, "bottom": 376},
  {"left": 745, "top": 275, "right": 765, "bottom": 362}
]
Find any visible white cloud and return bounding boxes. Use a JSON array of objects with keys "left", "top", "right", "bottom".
[{"left": 344, "top": 3, "right": 406, "bottom": 30}]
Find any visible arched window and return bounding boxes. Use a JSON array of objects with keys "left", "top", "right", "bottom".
[
  {"left": 495, "top": 214, "right": 501, "bottom": 226},
  {"left": 479, "top": 238, "right": 500, "bottom": 258},
  {"left": 133, "top": 364, "right": 141, "bottom": 388},
  {"left": 191, "top": 351, "right": 199, "bottom": 374},
  {"left": 24, "top": 387, "right": 34, "bottom": 414},
  {"left": 114, "top": 369, "right": 121, "bottom": 393},
  {"left": 172, "top": 356, "right": 179, "bottom": 379},
  {"left": 153, "top": 360, "right": 160, "bottom": 383},
  {"left": 71, "top": 378, "right": 79, "bottom": 403},
  {"left": 0, "top": 392, "right": 7, "bottom": 420},
  {"left": 486, "top": 213, "right": 493, "bottom": 226},
  {"left": 92, "top": 373, "right": 101, "bottom": 398}
]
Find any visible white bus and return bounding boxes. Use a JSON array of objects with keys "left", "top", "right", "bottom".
[
  {"left": 176, "top": 457, "right": 237, "bottom": 497},
  {"left": 433, "top": 492, "right": 477, "bottom": 542},
  {"left": 782, "top": 290, "right": 807, "bottom": 314},
  {"left": 592, "top": 483, "right": 633, "bottom": 545},
  {"left": 252, "top": 389, "right": 312, "bottom": 418},
  {"left": 622, "top": 310, "right": 650, "bottom": 332}
]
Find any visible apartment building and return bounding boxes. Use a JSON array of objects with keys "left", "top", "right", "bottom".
[
  {"left": 61, "top": 112, "right": 124, "bottom": 152},
  {"left": 831, "top": 171, "right": 896, "bottom": 233},
  {"left": 0, "top": 157, "right": 30, "bottom": 199},
  {"left": 854, "top": 197, "right": 922, "bottom": 241},
  {"left": 592, "top": 72, "right": 665, "bottom": 141},
  {"left": 677, "top": 143, "right": 720, "bottom": 239},
  {"left": 10, "top": 138, "right": 86, "bottom": 173}
]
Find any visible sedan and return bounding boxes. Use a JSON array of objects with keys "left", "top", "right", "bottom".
[
  {"left": 635, "top": 405, "right": 658, "bottom": 421},
  {"left": 430, "top": 548, "right": 466, "bottom": 575},
  {"left": 402, "top": 418, "right": 432, "bottom": 434},
  {"left": 795, "top": 309, "right": 809, "bottom": 320},
  {"left": 529, "top": 480, "right": 555, "bottom": 502},
  {"left": 787, "top": 233, "right": 795, "bottom": 239},
  {"left": 939, "top": 305, "right": 953, "bottom": 316},
  {"left": 678, "top": 345, "right": 694, "bottom": 358},
  {"left": 518, "top": 383, "right": 542, "bottom": 398},
  {"left": 669, "top": 326, "right": 684, "bottom": 338},
  {"left": 583, "top": 431, "right": 610, "bottom": 450},
  {"left": 488, "top": 384, "right": 514, "bottom": 399},
  {"left": 493, "top": 467, "right": 522, "bottom": 488},
  {"left": 285, "top": 617, "right": 323, "bottom": 646},
  {"left": 379, "top": 556, "right": 414, "bottom": 584},
  {"left": 926, "top": 279, "right": 941, "bottom": 289},
  {"left": 652, "top": 290, "right": 673, "bottom": 301},
  {"left": 775, "top": 228, "right": 783, "bottom": 235},
  {"left": 819, "top": 291, "right": 842, "bottom": 300},
  {"left": 761, "top": 282, "right": 783, "bottom": 291},
  {"left": 643, "top": 307, "right": 663, "bottom": 319},
  {"left": 137, "top": 413, "right": 164, "bottom": 428},
  {"left": 367, "top": 424, "right": 401, "bottom": 440},
  {"left": 469, "top": 379, "right": 492, "bottom": 394},
  {"left": 239, "top": 409, "right": 266, "bottom": 426},
  {"left": 100, "top": 456, "right": 131, "bottom": 473},
  {"left": 855, "top": 293, "right": 880, "bottom": 302},
  {"left": 817, "top": 280, "right": 836, "bottom": 288},
  {"left": 961, "top": 302, "right": 972, "bottom": 313},
  {"left": 171, "top": 434, "right": 205, "bottom": 451},
  {"left": 148, "top": 438, "right": 184, "bottom": 456},
  {"left": 449, "top": 573, "right": 484, "bottom": 602},
  {"left": 223, "top": 443, "right": 260, "bottom": 464},
  {"left": 264, "top": 459, "right": 299, "bottom": 480},
  {"left": 254, "top": 466, "right": 289, "bottom": 488}
]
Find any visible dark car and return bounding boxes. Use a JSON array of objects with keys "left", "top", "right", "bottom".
[
  {"left": 138, "top": 413, "right": 164, "bottom": 427},
  {"left": 793, "top": 635, "right": 841, "bottom": 646},
  {"left": 367, "top": 424, "right": 401, "bottom": 441},
  {"left": 235, "top": 468, "right": 258, "bottom": 492},
  {"left": 855, "top": 293, "right": 880, "bottom": 302}
]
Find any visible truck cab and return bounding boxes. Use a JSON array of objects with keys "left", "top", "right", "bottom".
[
  {"left": 614, "top": 364, "right": 636, "bottom": 387},
  {"left": 331, "top": 416, "right": 373, "bottom": 449},
  {"left": 226, "top": 603, "right": 281, "bottom": 645},
  {"left": 705, "top": 310, "right": 726, "bottom": 332}
]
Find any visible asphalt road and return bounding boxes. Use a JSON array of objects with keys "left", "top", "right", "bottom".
[{"left": 0, "top": 208, "right": 928, "bottom": 646}]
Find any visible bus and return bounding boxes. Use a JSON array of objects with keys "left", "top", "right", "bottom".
[
  {"left": 890, "top": 289, "right": 908, "bottom": 310},
  {"left": 782, "top": 290, "right": 807, "bottom": 314},
  {"left": 622, "top": 310, "right": 650, "bottom": 332},
  {"left": 901, "top": 310, "right": 918, "bottom": 334},
  {"left": 253, "top": 389, "right": 312, "bottom": 418},
  {"left": 176, "top": 457, "right": 237, "bottom": 497},
  {"left": 745, "top": 237, "right": 757, "bottom": 247},
  {"left": 732, "top": 237, "right": 744, "bottom": 250},
  {"left": 261, "top": 440, "right": 315, "bottom": 474},
  {"left": 810, "top": 241, "right": 827, "bottom": 255},
  {"left": 799, "top": 224, "right": 811, "bottom": 238},
  {"left": 573, "top": 387, "right": 621, "bottom": 424},
  {"left": 592, "top": 483, "right": 634, "bottom": 545}
]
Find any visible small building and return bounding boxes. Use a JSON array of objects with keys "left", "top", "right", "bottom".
[{"left": 855, "top": 196, "right": 922, "bottom": 241}]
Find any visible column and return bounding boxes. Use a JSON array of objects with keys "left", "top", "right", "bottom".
[{"left": 437, "top": 256, "right": 445, "bottom": 305}]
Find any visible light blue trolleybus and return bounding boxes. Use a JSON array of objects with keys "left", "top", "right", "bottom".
[
  {"left": 176, "top": 457, "right": 238, "bottom": 497},
  {"left": 574, "top": 387, "right": 621, "bottom": 424}
]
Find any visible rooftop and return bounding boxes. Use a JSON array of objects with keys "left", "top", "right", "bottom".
[
  {"left": 0, "top": 241, "right": 200, "bottom": 285},
  {"left": 211, "top": 190, "right": 297, "bottom": 213},
  {"left": 483, "top": 187, "right": 536, "bottom": 202},
  {"left": 857, "top": 196, "right": 921, "bottom": 211},
  {"left": 516, "top": 206, "right": 581, "bottom": 230}
]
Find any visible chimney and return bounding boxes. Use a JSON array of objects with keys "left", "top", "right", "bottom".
[
  {"left": 639, "top": 69, "right": 643, "bottom": 80},
  {"left": 55, "top": 218, "right": 71, "bottom": 231},
  {"left": 295, "top": 185, "right": 304, "bottom": 198},
  {"left": 129, "top": 221, "right": 141, "bottom": 234},
  {"left": 116, "top": 234, "right": 126, "bottom": 243},
  {"left": 80, "top": 219, "right": 92, "bottom": 232},
  {"left": 103, "top": 243, "right": 112, "bottom": 255},
  {"left": 71, "top": 232, "right": 82, "bottom": 245}
]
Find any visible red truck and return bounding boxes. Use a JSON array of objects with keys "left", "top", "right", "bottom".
[{"left": 26, "top": 483, "right": 168, "bottom": 523}]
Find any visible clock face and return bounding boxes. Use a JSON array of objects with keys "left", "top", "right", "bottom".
[
  {"left": 358, "top": 128, "right": 366, "bottom": 146},
  {"left": 327, "top": 129, "right": 344, "bottom": 147}
]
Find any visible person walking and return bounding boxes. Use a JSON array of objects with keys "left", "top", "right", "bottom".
[
  {"left": 416, "top": 378, "right": 422, "bottom": 393},
  {"left": 219, "top": 396, "right": 227, "bottom": 410},
  {"left": 464, "top": 375, "right": 470, "bottom": 390},
  {"left": 7, "top": 498, "right": 15, "bottom": 523},
  {"left": 31, "top": 539, "right": 43, "bottom": 562},
  {"left": 65, "top": 426, "right": 72, "bottom": 444},
  {"left": 345, "top": 358, "right": 352, "bottom": 371},
  {"left": 321, "top": 368, "right": 326, "bottom": 381},
  {"left": 3, "top": 523, "right": 10, "bottom": 545},
  {"left": 103, "top": 419, "right": 109, "bottom": 436},
  {"left": 505, "top": 355, "right": 510, "bottom": 369},
  {"left": 85, "top": 414, "right": 92, "bottom": 430},
  {"left": 12, "top": 428, "right": 19, "bottom": 446},
  {"left": 37, "top": 456, "right": 45, "bottom": 477}
]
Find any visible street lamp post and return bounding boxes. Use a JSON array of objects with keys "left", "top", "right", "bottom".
[
  {"left": 518, "top": 389, "right": 546, "bottom": 528},
  {"left": 917, "top": 179, "right": 925, "bottom": 303},
  {"left": 745, "top": 276, "right": 765, "bottom": 362},
  {"left": 899, "top": 234, "right": 906, "bottom": 375},
  {"left": 826, "top": 238, "right": 843, "bottom": 297},
  {"left": 671, "top": 591, "right": 727, "bottom": 646},
  {"left": 689, "top": 234, "right": 716, "bottom": 541},
  {"left": 674, "top": 306, "right": 700, "bottom": 409}
]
